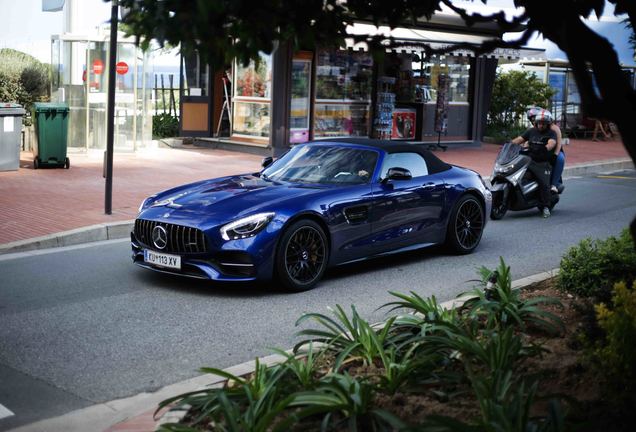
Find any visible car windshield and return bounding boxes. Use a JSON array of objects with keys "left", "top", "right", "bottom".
[
  {"left": 496, "top": 142, "right": 521, "bottom": 165},
  {"left": 261, "top": 145, "right": 379, "bottom": 185}
]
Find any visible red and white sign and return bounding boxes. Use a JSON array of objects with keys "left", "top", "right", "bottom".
[
  {"left": 92, "top": 59, "right": 104, "bottom": 75},
  {"left": 391, "top": 109, "right": 416, "bottom": 140},
  {"left": 116, "top": 61, "right": 129, "bottom": 75}
]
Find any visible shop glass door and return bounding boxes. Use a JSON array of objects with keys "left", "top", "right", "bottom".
[{"left": 290, "top": 57, "right": 311, "bottom": 143}]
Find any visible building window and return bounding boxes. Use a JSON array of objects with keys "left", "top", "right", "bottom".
[
  {"left": 314, "top": 49, "right": 372, "bottom": 138},
  {"left": 414, "top": 56, "right": 470, "bottom": 103},
  {"left": 232, "top": 53, "right": 272, "bottom": 140}
]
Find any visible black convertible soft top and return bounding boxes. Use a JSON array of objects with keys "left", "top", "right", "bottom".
[{"left": 316, "top": 138, "right": 452, "bottom": 174}]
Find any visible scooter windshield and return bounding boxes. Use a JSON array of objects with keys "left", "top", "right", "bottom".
[{"left": 496, "top": 142, "right": 521, "bottom": 165}]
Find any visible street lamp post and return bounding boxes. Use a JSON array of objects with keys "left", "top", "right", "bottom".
[{"left": 105, "top": 0, "right": 118, "bottom": 215}]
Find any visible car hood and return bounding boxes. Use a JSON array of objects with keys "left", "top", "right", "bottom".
[{"left": 140, "top": 174, "right": 326, "bottom": 225}]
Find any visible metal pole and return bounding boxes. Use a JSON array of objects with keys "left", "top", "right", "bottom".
[
  {"left": 105, "top": 0, "right": 118, "bottom": 215},
  {"left": 85, "top": 44, "right": 90, "bottom": 151},
  {"left": 133, "top": 48, "right": 138, "bottom": 151}
]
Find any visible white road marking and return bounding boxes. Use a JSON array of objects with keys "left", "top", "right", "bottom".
[{"left": 0, "top": 403, "right": 15, "bottom": 420}]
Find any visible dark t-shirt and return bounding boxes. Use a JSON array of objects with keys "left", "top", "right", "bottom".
[{"left": 521, "top": 128, "right": 557, "bottom": 162}]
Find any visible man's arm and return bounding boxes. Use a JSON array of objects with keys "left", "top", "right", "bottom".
[
  {"left": 511, "top": 136, "right": 526, "bottom": 145},
  {"left": 551, "top": 124, "right": 562, "bottom": 154},
  {"left": 546, "top": 138, "right": 556, "bottom": 152}
]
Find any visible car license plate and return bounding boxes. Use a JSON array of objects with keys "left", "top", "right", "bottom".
[{"left": 144, "top": 250, "right": 181, "bottom": 269}]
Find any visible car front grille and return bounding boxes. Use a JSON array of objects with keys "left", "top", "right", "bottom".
[{"left": 134, "top": 219, "right": 208, "bottom": 254}]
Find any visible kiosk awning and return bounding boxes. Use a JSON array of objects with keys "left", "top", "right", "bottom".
[{"left": 344, "top": 23, "right": 544, "bottom": 60}]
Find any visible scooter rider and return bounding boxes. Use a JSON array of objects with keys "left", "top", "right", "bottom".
[
  {"left": 527, "top": 107, "right": 565, "bottom": 193},
  {"left": 511, "top": 109, "right": 557, "bottom": 218}
]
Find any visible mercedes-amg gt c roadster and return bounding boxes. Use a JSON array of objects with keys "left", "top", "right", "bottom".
[{"left": 132, "top": 139, "right": 492, "bottom": 291}]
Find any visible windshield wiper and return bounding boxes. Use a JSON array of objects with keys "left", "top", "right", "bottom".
[{"left": 260, "top": 173, "right": 271, "bottom": 181}]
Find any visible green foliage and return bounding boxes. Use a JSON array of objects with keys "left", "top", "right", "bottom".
[
  {"left": 417, "top": 382, "right": 564, "bottom": 432},
  {"left": 158, "top": 359, "right": 295, "bottom": 432},
  {"left": 153, "top": 113, "right": 179, "bottom": 138},
  {"left": 295, "top": 305, "right": 397, "bottom": 370},
  {"left": 557, "top": 229, "right": 636, "bottom": 301},
  {"left": 382, "top": 292, "right": 458, "bottom": 324},
  {"left": 270, "top": 343, "right": 321, "bottom": 389},
  {"left": 288, "top": 373, "right": 406, "bottom": 431},
  {"left": 461, "top": 258, "right": 564, "bottom": 334},
  {"left": 484, "top": 124, "right": 527, "bottom": 144},
  {"left": 116, "top": 0, "right": 442, "bottom": 68},
  {"left": 158, "top": 259, "right": 567, "bottom": 430},
  {"left": 487, "top": 70, "right": 555, "bottom": 136},
  {"left": 592, "top": 281, "right": 636, "bottom": 393},
  {"left": 0, "top": 49, "right": 50, "bottom": 121}
]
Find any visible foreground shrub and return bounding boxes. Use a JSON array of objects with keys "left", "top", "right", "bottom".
[
  {"left": 158, "top": 260, "right": 565, "bottom": 431},
  {"left": 486, "top": 70, "right": 555, "bottom": 140},
  {"left": 593, "top": 282, "right": 636, "bottom": 396},
  {"left": 462, "top": 258, "right": 563, "bottom": 334},
  {"left": 0, "top": 48, "right": 50, "bottom": 120},
  {"left": 153, "top": 113, "right": 179, "bottom": 138},
  {"left": 557, "top": 229, "right": 636, "bottom": 301}
]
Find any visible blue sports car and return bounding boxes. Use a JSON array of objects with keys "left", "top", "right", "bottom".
[{"left": 131, "top": 139, "right": 492, "bottom": 291}]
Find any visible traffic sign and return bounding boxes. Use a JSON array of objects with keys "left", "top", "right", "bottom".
[
  {"left": 116, "top": 61, "right": 129, "bottom": 75},
  {"left": 93, "top": 59, "right": 104, "bottom": 75}
]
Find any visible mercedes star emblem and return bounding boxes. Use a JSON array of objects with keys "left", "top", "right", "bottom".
[{"left": 152, "top": 225, "right": 168, "bottom": 250}]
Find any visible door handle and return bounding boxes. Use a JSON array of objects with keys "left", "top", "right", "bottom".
[{"left": 422, "top": 182, "right": 436, "bottom": 190}]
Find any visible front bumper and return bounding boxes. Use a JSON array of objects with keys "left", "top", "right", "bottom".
[{"left": 131, "top": 231, "right": 275, "bottom": 282}]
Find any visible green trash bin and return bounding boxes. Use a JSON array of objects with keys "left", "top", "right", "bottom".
[{"left": 33, "top": 102, "right": 70, "bottom": 169}]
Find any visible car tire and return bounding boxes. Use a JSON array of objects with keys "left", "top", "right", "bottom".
[
  {"left": 446, "top": 195, "right": 485, "bottom": 254},
  {"left": 275, "top": 219, "right": 328, "bottom": 292}
]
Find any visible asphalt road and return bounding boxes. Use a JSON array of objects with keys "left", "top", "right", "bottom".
[{"left": 1, "top": 170, "right": 635, "bottom": 430}]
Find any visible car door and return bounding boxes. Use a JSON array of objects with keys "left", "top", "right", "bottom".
[{"left": 369, "top": 152, "right": 446, "bottom": 252}]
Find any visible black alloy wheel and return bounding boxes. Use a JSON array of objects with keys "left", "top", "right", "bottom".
[
  {"left": 446, "top": 195, "right": 485, "bottom": 254},
  {"left": 276, "top": 219, "right": 328, "bottom": 291}
]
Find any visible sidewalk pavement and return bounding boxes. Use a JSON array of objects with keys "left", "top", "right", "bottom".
[{"left": 0, "top": 138, "right": 632, "bottom": 255}]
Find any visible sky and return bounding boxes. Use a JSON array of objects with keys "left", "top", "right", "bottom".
[
  {"left": 0, "top": 0, "right": 631, "bottom": 66},
  {"left": 0, "top": 0, "right": 110, "bottom": 62},
  {"left": 0, "top": 0, "right": 179, "bottom": 66}
]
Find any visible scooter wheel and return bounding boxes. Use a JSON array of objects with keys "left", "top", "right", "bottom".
[
  {"left": 490, "top": 197, "right": 508, "bottom": 220},
  {"left": 490, "top": 201, "right": 508, "bottom": 220}
]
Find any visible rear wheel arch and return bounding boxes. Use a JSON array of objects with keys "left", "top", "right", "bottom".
[{"left": 444, "top": 188, "right": 485, "bottom": 225}]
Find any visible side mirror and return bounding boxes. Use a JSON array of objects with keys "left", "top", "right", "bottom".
[
  {"left": 383, "top": 167, "right": 412, "bottom": 182},
  {"left": 261, "top": 156, "right": 273, "bottom": 168}
]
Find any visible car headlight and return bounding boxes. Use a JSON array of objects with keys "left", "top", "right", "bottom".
[
  {"left": 138, "top": 196, "right": 156, "bottom": 213},
  {"left": 220, "top": 212, "right": 275, "bottom": 241}
]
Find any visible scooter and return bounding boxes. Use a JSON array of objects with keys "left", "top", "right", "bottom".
[{"left": 489, "top": 142, "right": 563, "bottom": 220}]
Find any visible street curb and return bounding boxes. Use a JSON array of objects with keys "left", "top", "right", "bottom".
[
  {"left": 563, "top": 158, "right": 633, "bottom": 177},
  {"left": 0, "top": 158, "right": 632, "bottom": 256},
  {"left": 8, "top": 268, "right": 560, "bottom": 432},
  {"left": 0, "top": 221, "right": 134, "bottom": 256}
]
